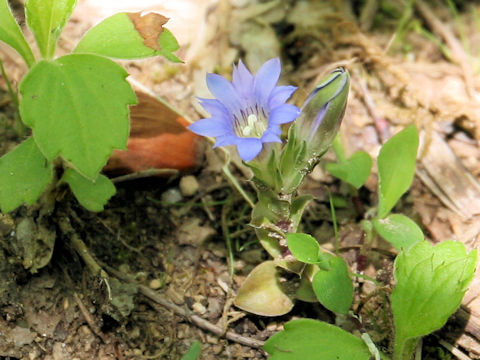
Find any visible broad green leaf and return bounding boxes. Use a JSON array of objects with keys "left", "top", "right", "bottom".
[
  {"left": 61, "top": 169, "right": 115, "bottom": 212},
  {"left": 25, "top": 0, "right": 77, "bottom": 58},
  {"left": 74, "top": 12, "right": 181, "bottom": 62},
  {"left": 0, "top": 137, "right": 53, "bottom": 213},
  {"left": 373, "top": 214, "right": 424, "bottom": 251},
  {"left": 19, "top": 54, "right": 137, "bottom": 179},
  {"left": 0, "top": 0, "right": 35, "bottom": 67},
  {"left": 286, "top": 233, "right": 320, "bottom": 264},
  {"left": 312, "top": 256, "right": 353, "bottom": 314},
  {"left": 377, "top": 125, "right": 418, "bottom": 218},
  {"left": 264, "top": 318, "right": 371, "bottom": 360},
  {"left": 326, "top": 150, "right": 372, "bottom": 189},
  {"left": 181, "top": 341, "right": 201, "bottom": 360},
  {"left": 392, "top": 241, "right": 477, "bottom": 358},
  {"left": 234, "top": 261, "right": 294, "bottom": 316}
]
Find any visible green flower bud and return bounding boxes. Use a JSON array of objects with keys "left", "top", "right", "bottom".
[
  {"left": 295, "top": 67, "right": 350, "bottom": 158},
  {"left": 279, "top": 68, "right": 350, "bottom": 194}
]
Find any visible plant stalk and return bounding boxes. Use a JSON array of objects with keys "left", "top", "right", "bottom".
[{"left": 393, "top": 336, "right": 418, "bottom": 360}]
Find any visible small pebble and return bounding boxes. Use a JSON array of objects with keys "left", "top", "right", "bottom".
[
  {"left": 118, "top": 263, "right": 131, "bottom": 274},
  {"left": 206, "top": 334, "right": 219, "bottom": 344},
  {"left": 148, "top": 278, "right": 163, "bottom": 290},
  {"left": 179, "top": 175, "right": 199, "bottom": 197},
  {"left": 266, "top": 322, "right": 279, "bottom": 331},
  {"left": 192, "top": 302, "right": 207, "bottom": 315},
  {"left": 212, "top": 345, "right": 223, "bottom": 355},
  {"left": 161, "top": 187, "right": 183, "bottom": 203}
]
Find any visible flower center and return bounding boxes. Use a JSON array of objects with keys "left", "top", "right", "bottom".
[{"left": 233, "top": 108, "right": 266, "bottom": 139}]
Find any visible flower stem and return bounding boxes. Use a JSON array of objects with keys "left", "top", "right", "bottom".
[
  {"left": 0, "top": 59, "right": 27, "bottom": 136},
  {"left": 332, "top": 134, "right": 347, "bottom": 163},
  {"left": 393, "top": 336, "right": 418, "bottom": 360},
  {"left": 222, "top": 163, "right": 255, "bottom": 208}
]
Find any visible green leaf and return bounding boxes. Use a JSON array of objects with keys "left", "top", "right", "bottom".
[
  {"left": 286, "top": 233, "right": 320, "bottom": 264},
  {"left": 373, "top": 214, "right": 424, "bottom": 251},
  {"left": 181, "top": 341, "right": 201, "bottom": 360},
  {"left": 157, "top": 29, "right": 182, "bottom": 62},
  {"left": 392, "top": 240, "right": 477, "bottom": 359},
  {"left": 74, "top": 12, "right": 181, "bottom": 62},
  {"left": 0, "top": 137, "right": 53, "bottom": 213},
  {"left": 0, "top": 0, "right": 35, "bottom": 67},
  {"left": 25, "top": 0, "right": 77, "bottom": 58},
  {"left": 377, "top": 125, "right": 418, "bottom": 218},
  {"left": 264, "top": 318, "right": 371, "bottom": 360},
  {"left": 62, "top": 169, "right": 115, "bottom": 212},
  {"left": 19, "top": 54, "right": 137, "bottom": 179},
  {"left": 312, "top": 256, "right": 353, "bottom": 314},
  {"left": 326, "top": 150, "right": 372, "bottom": 189}
]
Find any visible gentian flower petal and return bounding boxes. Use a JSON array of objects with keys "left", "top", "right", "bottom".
[
  {"left": 254, "top": 58, "right": 281, "bottom": 106},
  {"left": 206, "top": 73, "right": 242, "bottom": 114},
  {"left": 269, "top": 104, "right": 300, "bottom": 125},
  {"left": 214, "top": 135, "right": 238, "bottom": 147},
  {"left": 188, "top": 117, "right": 231, "bottom": 137},
  {"left": 232, "top": 60, "right": 254, "bottom": 100},
  {"left": 198, "top": 98, "right": 229, "bottom": 118},
  {"left": 269, "top": 85, "right": 297, "bottom": 109},
  {"left": 261, "top": 131, "right": 282, "bottom": 143},
  {"left": 236, "top": 138, "right": 263, "bottom": 161},
  {"left": 190, "top": 58, "right": 299, "bottom": 162}
]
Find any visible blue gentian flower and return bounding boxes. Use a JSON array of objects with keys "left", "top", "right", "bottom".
[{"left": 188, "top": 58, "right": 299, "bottom": 161}]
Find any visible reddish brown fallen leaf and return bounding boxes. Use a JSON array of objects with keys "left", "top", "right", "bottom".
[
  {"left": 105, "top": 91, "right": 202, "bottom": 175},
  {"left": 127, "top": 12, "right": 168, "bottom": 51}
]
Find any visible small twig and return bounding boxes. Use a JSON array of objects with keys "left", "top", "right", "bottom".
[
  {"left": 111, "top": 168, "right": 179, "bottom": 183},
  {"left": 438, "top": 338, "right": 472, "bottom": 360},
  {"left": 351, "top": 75, "right": 390, "bottom": 143},
  {"left": 60, "top": 265, "right": 109, "bottom": 343},
  {"left": 359, "top": 0, "right": 379, "bottom": 32},
  {"left": 73, "top": 292, "right": 109, "bottom": 343},
  {"left": 59, "top": 216, "right": 108, "bottom": 279},
  {"left": 139, "top": 284, "right": 264, "bottom": 349},
  {"left": 104, "top": 264, "right": 265, "bottom": 350},
  {"left": 415, "top": 0, "right": 476, "bottom": 99}
]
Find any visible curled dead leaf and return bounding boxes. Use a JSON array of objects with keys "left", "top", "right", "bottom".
[{"left": 105, "top": 91, "right": 203, "bottom": 175}]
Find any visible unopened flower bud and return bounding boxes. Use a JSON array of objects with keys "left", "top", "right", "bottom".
[
  {"left": 295, "top": 68, "right": 350, "bottom": 158},
  {"left": 278, "top": 68, "right": 350, "bottom": 194}
]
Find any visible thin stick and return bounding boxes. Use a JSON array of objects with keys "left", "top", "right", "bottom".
[
  {"left": 138, "top": 284, "right": 264, "bottom": 349},
  {"left": 438, "top": 339, "right": 472, "bottom": 360},
  {"left": 73, "top": 292, "right": 108, "bottom": 343},
  {"left": 59, "top": 217, "right": 108, "bottom": 279},
  {"left": 103, "top": 264, "right": 265, "bottom": 350},
  {"left": 111, "top": 169, "right": 178, "bottom": 183}
]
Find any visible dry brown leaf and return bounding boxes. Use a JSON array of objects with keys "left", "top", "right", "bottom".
[{"left": 127, "top": 12, "right": 169, "bottom": 51}]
